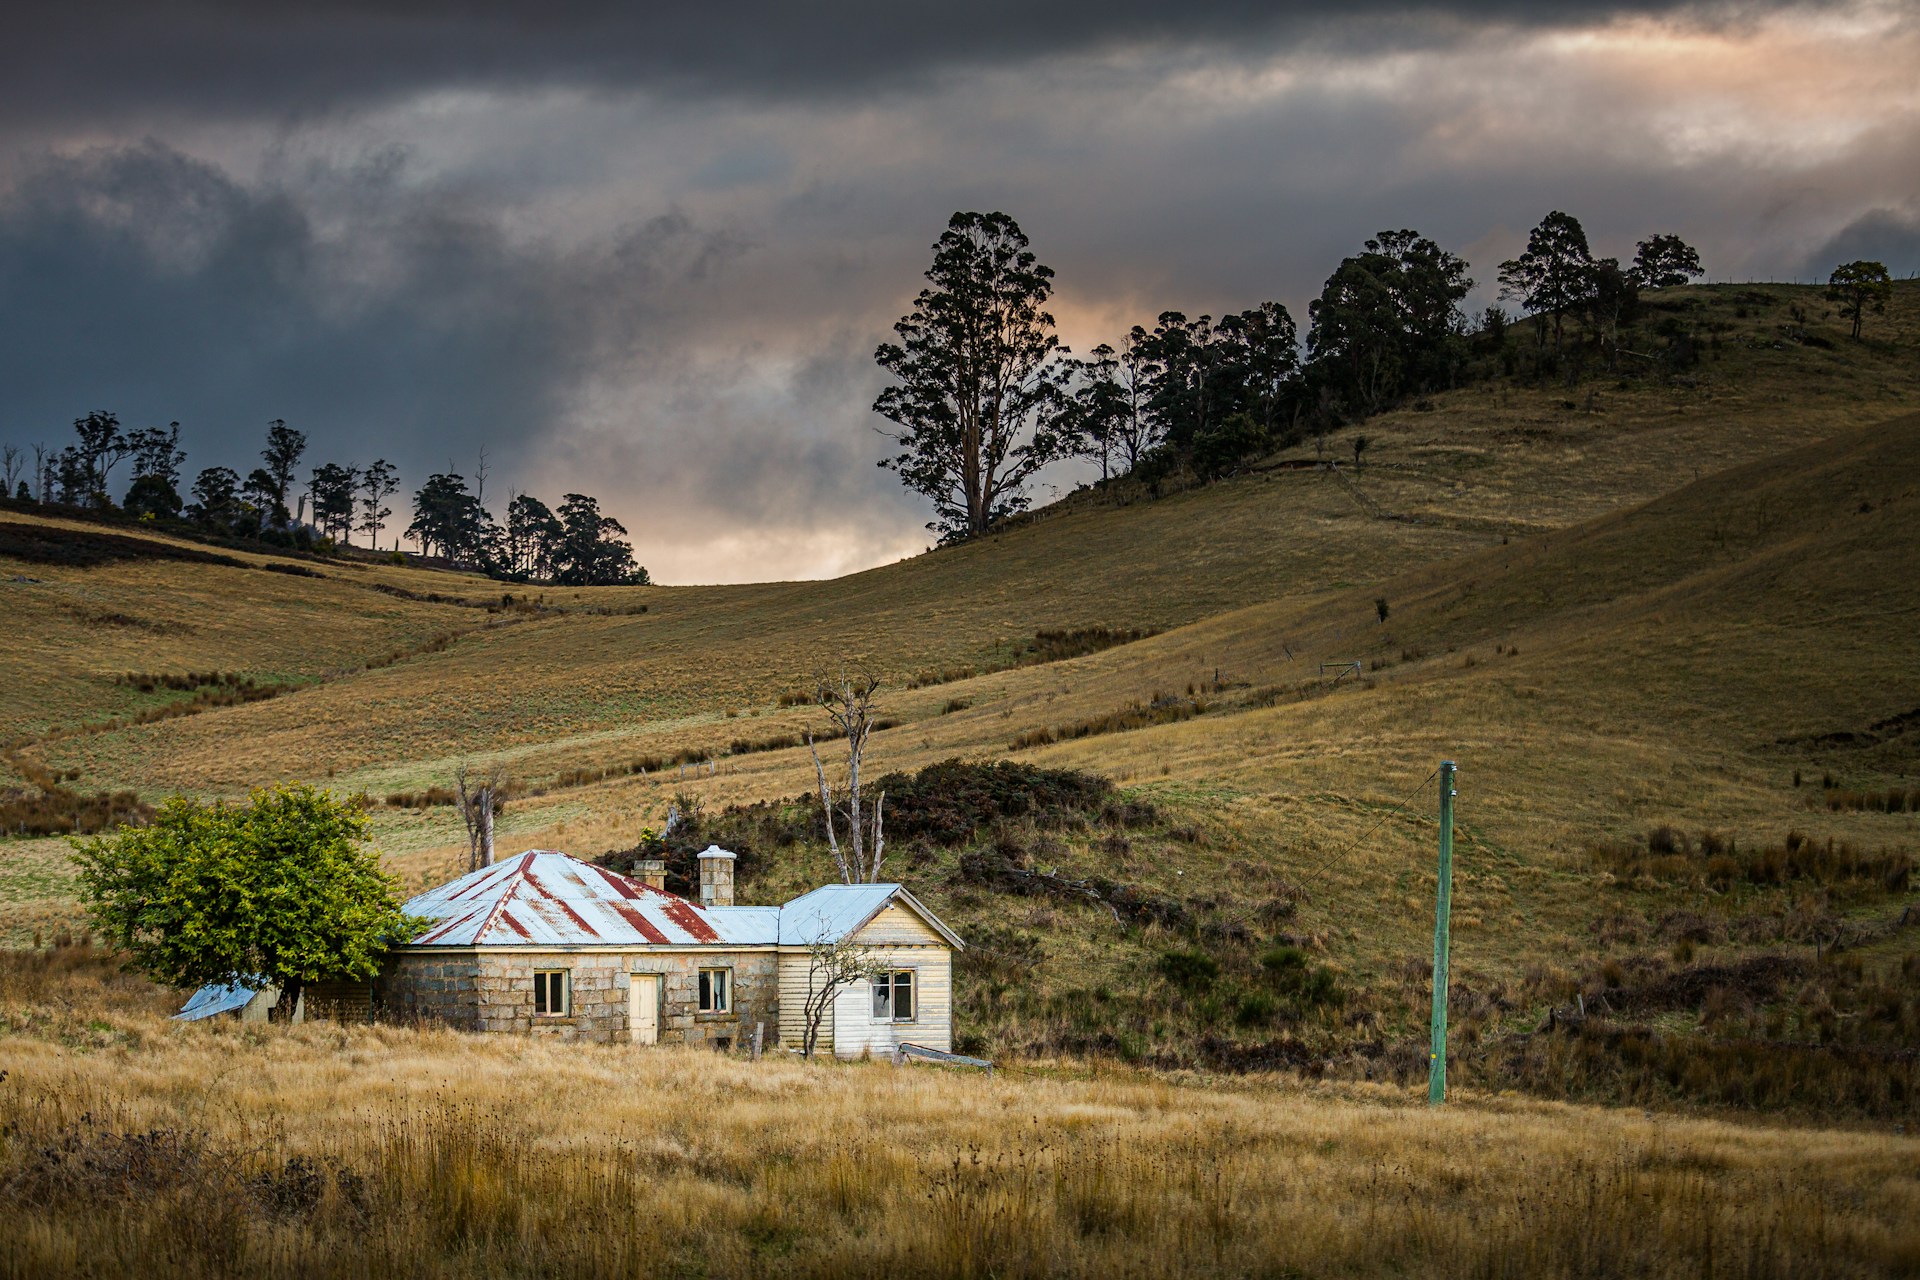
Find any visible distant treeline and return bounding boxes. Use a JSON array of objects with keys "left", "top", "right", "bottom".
[{"left": 0, "top": 420, "right": 646, "bottom": 586}]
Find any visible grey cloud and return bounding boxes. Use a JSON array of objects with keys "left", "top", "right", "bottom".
[
  {"left": 1801, "top": 207, "right": 1920, "bottom": 279},
  {"left": 3, "top": 1, "right": 1824, "bottom": 129}
]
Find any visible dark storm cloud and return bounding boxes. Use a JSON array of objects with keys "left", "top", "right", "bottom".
[
  {"left": 3, "top": 0, "right": 1820, "bottom": 125},
  {"left": 1802, "top": 208, "right": 1920, "bottom": 278},
  {"left": 0, "top": 141, "right": 579, "bottom": 485}
]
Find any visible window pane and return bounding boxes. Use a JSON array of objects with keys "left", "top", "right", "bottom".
[
  {"left": 872, "top": 977, "right": 890, "bottom": 1019},
  {"left": 698, "top": 970, "right": 712, "bottom": 1011},
  {"left": 715, "top": 970, "right": 728, "bottom": 1011},
  {"left": 895, "top": 971, "right": 914, "bottom": 1021},
  {"left": 535, "top": 972, "right": 551, "bottom": 1015}
]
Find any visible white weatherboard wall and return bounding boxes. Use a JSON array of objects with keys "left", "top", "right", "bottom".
[{"left": 777, "top": 898, "right": 954, "bottom": 1056}]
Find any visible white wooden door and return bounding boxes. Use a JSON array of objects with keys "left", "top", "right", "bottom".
[
  {"left": 629, "top": 974, "right": 660, "bottom": 1045},
  {"left": 833, "top": 979, "right": 889, "bottom": 1058}
]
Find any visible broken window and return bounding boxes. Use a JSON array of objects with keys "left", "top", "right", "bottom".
[
  {"left": 872, "top": 969, "right": 914, "bottom": 1022},
  {"left": 698, "top": 967, "right": 730, "bottom": 1014},
  {"left": 534, "top": 969, "right": 569, "bottom": 1016}
]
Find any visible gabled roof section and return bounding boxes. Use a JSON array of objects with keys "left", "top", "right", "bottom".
[
  {"left": 404, "top": 851, "right": 732, "bottom": 947},
  {"left": 776, "top": 883, "right": 965, "bottom": 950}
]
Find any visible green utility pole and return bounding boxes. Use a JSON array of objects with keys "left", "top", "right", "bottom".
[{"left": 1428, "top": 760, "right": 1457, "bottom": 1107}]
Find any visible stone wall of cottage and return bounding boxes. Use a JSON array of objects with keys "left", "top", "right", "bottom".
[{"left": 377, "top": 949, "right": 780, "bottom": 1046}]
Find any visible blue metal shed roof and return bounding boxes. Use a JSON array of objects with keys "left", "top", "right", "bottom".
[{"left": 174, "top": 976, "right": 266, "bottom": 1020}]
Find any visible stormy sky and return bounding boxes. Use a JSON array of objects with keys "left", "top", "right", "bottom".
[{"left": 2, "top": 2, "right": 1916, "bottom": 582}]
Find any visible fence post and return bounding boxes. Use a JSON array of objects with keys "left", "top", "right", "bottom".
[{"left": 1428, "top": 760, "right": 1457, "bottom": 1107}]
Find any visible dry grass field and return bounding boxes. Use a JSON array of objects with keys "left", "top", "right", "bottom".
[
  {"left": 2, "top": 950, "right": 1915, "bottom": 1280},
  {"left": 0, "top": 282, "right": 1918, "bottom": 1272}
]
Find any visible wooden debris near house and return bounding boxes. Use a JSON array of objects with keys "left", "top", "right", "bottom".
[{"left": 892, "top": 1042, "right": 993, "bottom": 1076}]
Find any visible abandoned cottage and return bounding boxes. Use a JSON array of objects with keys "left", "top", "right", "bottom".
[{"left": 179, "top": 846, "right": 964, "bottom": 1058}]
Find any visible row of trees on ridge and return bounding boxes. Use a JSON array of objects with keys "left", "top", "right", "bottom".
[
  {"left": 2, "top": 418, "right": 645, "bottom": 585},
  {"left": 872, "top": 209, "right": 1896, "bottom": 543}
]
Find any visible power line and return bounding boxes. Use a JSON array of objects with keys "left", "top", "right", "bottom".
[{"left": 1290, "top": 765, "right": 1440, "bottom": 900}]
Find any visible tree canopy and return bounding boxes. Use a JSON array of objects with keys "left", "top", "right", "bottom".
[
  {"left": 1499, "top": 211, "right": 1596, "bottom": 353},
  {"left": 73, "top": 784, "right": 424, "bottom": 1011},
  {"left": 1632, "top": 234, "right": 1704, "bottom": 288},
  {"left": 1827, "top": 260, "right": 1892, "bottom": 341},
  {"left": 874, "top": 210, "right": 1069, "bottom": 542}
]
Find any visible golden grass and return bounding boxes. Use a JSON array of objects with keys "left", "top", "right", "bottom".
[{"left": 1, "top": 952, "right": 1915, "bottom": 1279}]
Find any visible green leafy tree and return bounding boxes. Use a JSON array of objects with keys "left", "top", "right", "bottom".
[
  {"left": 1826, "top": 260, "right": 1892, "bottom": 341},
  {"left": 1631, "top": 234, "right": 1704, "bottom": 288},
  {"left": 259, "top": 419, "right": 307, "bottom": 526},
  {"left": 1499, "top": 211, "right": 1596, "bottom": 354},
  {"left": 73, "top": 784, "right": 424, "bottom": 1014},
  {"left": 874, "top": 210, "right": 1069, "bottom": 542}
]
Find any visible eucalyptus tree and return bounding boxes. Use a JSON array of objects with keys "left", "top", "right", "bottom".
[
  {"left": 259, "top": 420, "right": 307, "bottom": 526},
  {"left": 357, "top": 458, "right": 399, "bottom": 550},
  {"left": 1631, "top": 234, "right": 1704, "bottom": 288},
  {"left": 1499, "top": 211, "right": 1597, "bottom": 354},
  {"left": 309, "top": 462, "right": 358, "bottom": 542},
  {"left": 874, "top": 211, "right": 1069, "bottom": 542},
  {"left": 1827, "top": 260, "right": 1892, "bottom": 341}
]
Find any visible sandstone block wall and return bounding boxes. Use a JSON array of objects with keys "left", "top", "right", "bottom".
[{"left": 376, "top": 949, "right": 780, "bottom": 1046}]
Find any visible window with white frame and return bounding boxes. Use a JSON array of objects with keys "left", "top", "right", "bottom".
[
  {"left": 533, "top": 969, "right": 570, "bottom": 1016},
  {"left": 871, "top": 969, "right": 915, "bottom": 1022},
  {"left": 697, "top": 967, "right": 731, "bottom": 1014}
]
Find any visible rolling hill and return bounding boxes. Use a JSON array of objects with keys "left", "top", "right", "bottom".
[{"left": 2, "top": 280, "right": 1917, "bottom": 1111}]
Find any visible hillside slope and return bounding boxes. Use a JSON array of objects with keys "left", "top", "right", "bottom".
[{"left": 1, "top": 283, "right": 1916, "bottom": 1111}]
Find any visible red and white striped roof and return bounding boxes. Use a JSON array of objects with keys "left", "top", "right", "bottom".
[{"left": 405, "top": 851, "right": 746, "bottom": 947}]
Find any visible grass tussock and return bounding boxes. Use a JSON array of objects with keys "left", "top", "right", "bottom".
[
  {"left": 1, "top": 967, "right": 1915, "bottom": 1280},
  {"left": 0, "top": 758, "right": 150, "bottom": 837},
  {"left": 1591, "top": 826, "right": 1911, "bottom": 893}
]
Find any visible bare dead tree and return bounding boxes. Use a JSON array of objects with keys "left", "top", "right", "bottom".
[
  {"left": 455, "top": 763, "right": 507, "bottom": 872},
  {"left": 798, "top": 928, "right": 884, "bottom": 1060},
  {"left": 1, "top": 445, "right": 21, "bottom": 495},
  {"left": 807, "top": 668, "right": 887, "bottom": 883}
]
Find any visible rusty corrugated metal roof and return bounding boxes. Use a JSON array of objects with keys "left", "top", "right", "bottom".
[
  {"left": 405, "top": 851, "right": 733, "bottom": 947},
  {"left": 401, "top": 851, "right": 963, "bottom": 951}
]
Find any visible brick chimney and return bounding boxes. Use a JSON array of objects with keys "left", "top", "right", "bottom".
[
  {"left": 631, "top": 858, "right": 667, "bottom": 891},
  {"left": 697, "top": 845, "right": 736, "bottom": 908}
]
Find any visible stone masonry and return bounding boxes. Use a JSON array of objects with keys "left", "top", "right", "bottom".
[{"left": 377, "top": 949, "right": 780, "bottom": 1046}]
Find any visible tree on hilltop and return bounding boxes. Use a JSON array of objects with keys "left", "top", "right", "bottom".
[
  {"left": 874, "top": 210, "right": 1069, "bottom": 542},
  {"left": 309, "top": 462, "right": 358, "bottom": 543},
  {"left": 1631, "top": 234, "right": 1704, "bottom": 288},
  {"left": 1499, "top": 211, "right": 1596, "bottom": 354},
  {"left": 357, "top": 458, "right": 399, "bottom": 550},
  {"left": 1827, "top": 260, "right": 1892, "bottom": 341},
  {"left": 259, "top": 420, "right": 307, "bottom": 527}
]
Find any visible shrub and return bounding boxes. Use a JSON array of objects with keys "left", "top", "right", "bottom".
[{"left": 1156, "top": 949, "right": 1219, "bottom": 991}]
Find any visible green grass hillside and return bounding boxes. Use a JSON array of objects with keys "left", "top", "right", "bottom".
[{"left": 2, "top": 281, "right": 1917, "bottom": 1113}]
